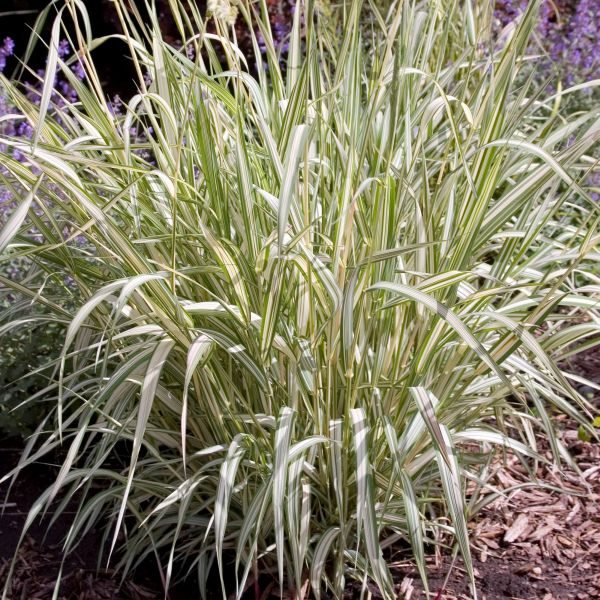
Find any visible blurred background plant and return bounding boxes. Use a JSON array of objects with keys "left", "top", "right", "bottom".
[
  {"left": 0, "top": 0, "right": 599, "bottom": 598},
  {"left": 0, "top": 31, "right": 86, "bottom": 438},
  {"left": 0, "top": 0, "right": 309, "bottom": 440},
  {"left": 494, "top": 0, "right": 600, "bottom": 101}
]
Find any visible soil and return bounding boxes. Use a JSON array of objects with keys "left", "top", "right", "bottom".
[
  {"left": 1, "top": 347, "right": 599, "bottom": 599},
  {"left": 0, "top": 441, "right": 170, "bottom": 600}
]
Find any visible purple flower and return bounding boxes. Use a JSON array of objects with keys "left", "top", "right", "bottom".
[
  {"left": 12, "top": 148, "right": 25, "bottom": 163},
  {"left": 494, "top": 0, "right": 600, "bottom": 87},
  {"left": 57, "top": 39, "right": 70, "bottom": 58},
  {"left": 108, "top": 95, "right": 123, "bottom": 116},
  {"left": 587, "top": 170, "right": 600, "bottom": 202},
  {"left": 0, "top": 39, "right": 14, "bottom": 73},
  {"left": 3, "top": 37, "right": 14, "bottom": 56},
  {"left": 0, "top": 187, "right": 13, "bottom": 206},
  {"left": 72, "top": 60, "right": 85, "bottom": 80},
  {"left": 17, "top": 121, "right": 33, "bottom": 138}
]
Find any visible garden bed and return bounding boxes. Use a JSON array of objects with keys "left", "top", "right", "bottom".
[
  {"left": 2, "top": 353, "right": 598, "bottom": 600},
  {"left": 0, "top": 440, "right": 169, "bottom": 600}
]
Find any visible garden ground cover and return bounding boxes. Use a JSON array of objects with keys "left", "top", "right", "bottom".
[
  {"left": 1, "top": 345, "right": 599, "bottom": 599},
  {"left": 391, "top": 420, "right": 600, "bottom": 599},
  {"left": 388, "top": 347, "right": 600, "bottom": 599}
]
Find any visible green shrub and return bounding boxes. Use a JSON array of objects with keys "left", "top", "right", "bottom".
[
  {"left": 0, "top": 314, "right": 64, "bottom": 438},
  {"left": 1, "top": 0, "right": 599, "bottom": 598}
]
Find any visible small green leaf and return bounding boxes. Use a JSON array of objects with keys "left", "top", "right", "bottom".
[{"left": 578, "top": 426, "right": 591, "bottom": 443}]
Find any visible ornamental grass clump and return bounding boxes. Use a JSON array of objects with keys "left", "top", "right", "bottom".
[{"left": 1, "top": 0, "right": 599, "bottom": 598}]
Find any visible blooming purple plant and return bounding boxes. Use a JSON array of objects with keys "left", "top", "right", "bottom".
[
  {"left": 495, "top": 0, "right": 600, "bottom": 86},
  {"left": 0, "top": 39, "right": 89, "bottom": 244},
  {"left": 495, "top": 0, "right": 600, "bottom": 199},
  {"left": 1, "top": 38, "right": 19, "bottom": 219},
  {"left": 255, "top": 0, "right": 297, "bottom": 65},
  {"left": 0, "top": 37, "right": 14, "bottom": 73},
  {"left": 23, "top": 40, "right": 85, "bottom": 111},
  {"left": 588, "top": 170, "right": 600, "bottom": 202},
  {"left": 0, "top": 37, "right": 86, "bottom": 173},
  {"left": 564, "top": 0, "right": 600, "bottom": 85}
]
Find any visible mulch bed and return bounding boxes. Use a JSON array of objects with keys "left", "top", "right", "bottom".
[
  {"left": 389, "top": 416, "right": 600, "bottom": 600},
  {"left": 0, "top": 538, "right": 158, "bottom": 600},
  {"left": 389, "top": 345, "right": 600, "bottom": 599},
  {"left": 0, "top": 443, "right": 166, "bottom": 600},
  {"left": 1, "top": 348, "right": 599, "bottom": 599}
]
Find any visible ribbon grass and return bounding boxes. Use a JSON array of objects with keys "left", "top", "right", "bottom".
[{"left": 1, "top": 0, "right": 599, "bottom": 598}]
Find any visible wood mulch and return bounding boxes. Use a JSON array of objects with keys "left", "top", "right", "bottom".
[
  {"left": 390, "top": 345, "right": 600, "bottom": 600},
  {"left": 0, "top": 538, "right": 158, "bottom": 600},
  {"left": 388, "top": 415, "right": 600, "bottom": 600},
  {"left": 0, "top": 443, "right": 170, "bottom": 600}
]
